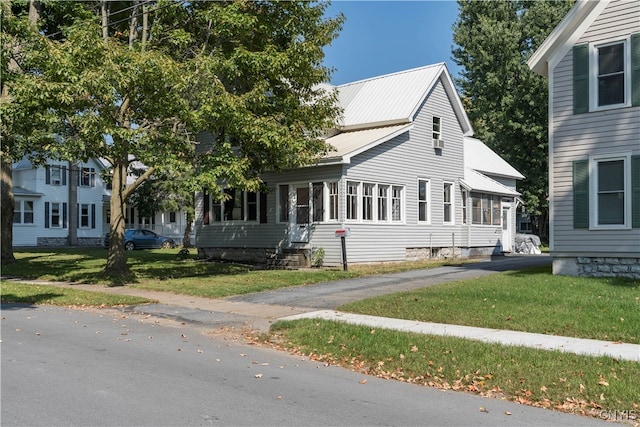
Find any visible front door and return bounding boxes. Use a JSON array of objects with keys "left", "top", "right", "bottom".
[
  {"left": 289, "top": 184, "right": 310, "bottom": 243},
  {"left": 501, "top": 204, "right": 512, "bottom": 252}
]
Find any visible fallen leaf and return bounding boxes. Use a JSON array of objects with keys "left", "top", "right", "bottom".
[
  {"left": 410, "top": 345, "right": 418, "bottom": 352},
  {"left": 540, "top": 385, "right": 548, "bottom": 392},
  {"left": 479, "top": 407, "right": 489, "bottom": 413},
  {"left": 597, "top": 380, "right": 609, "bottom": 387},
  {"left": 359, "top": 379, "right": 367, "bottom": 384},
  {"left": 254, "top": 374, "right": 263, "bottom": 378},
  {"left": 504, "top": 411, "right": 512, "bottom": 416}
]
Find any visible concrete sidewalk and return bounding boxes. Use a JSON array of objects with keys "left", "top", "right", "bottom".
[{"left": 281, "top": 310, "right": 640, "bottom": 362}]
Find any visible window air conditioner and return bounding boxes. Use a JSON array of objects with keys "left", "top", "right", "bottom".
[{"left": 432, "top": 139, "right": 444, "bottom": 149}]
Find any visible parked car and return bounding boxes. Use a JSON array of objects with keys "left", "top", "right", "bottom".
[{"left": 104, "top": 229, "right": 176, "bottom": 250}]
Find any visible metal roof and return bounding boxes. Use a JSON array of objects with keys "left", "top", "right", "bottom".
[
  {"left": 335, "top": 63, "right": 472, "bottom": 134},
  {"left": 463, "top": 137, "right": 524, "bottom": 179},
  {"left": 13, "top": 186, "right": 43, "bottom": 197},
  {"left": 461, "top": 169, "right": 520, "bottom": 196},
  {"left": 320, "top": 124, "right": 414, "bottom": 164}
]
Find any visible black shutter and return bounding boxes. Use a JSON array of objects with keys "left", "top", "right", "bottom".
[
  {"left": 91, "top": 168, "right": 96, "bottom": 187},
  {"left": 573, "top": 44, "right": 589, "bottom": 114},
  {"left": 77, "top": 203, "right": 80, "bottom": 227},
  {"left": 61, "top": 166, "right": 67, "bottom": 186},
  {"left": 62, "top": 203, "right": 68, "bottom": 229},
  {"left": 45, "top": 166, "right": 51, "bottom": 184},
  {"left": 260, "top": 191, "right": 268, "bottom": 223},
  {"left": 45, "top": 202, "right": 50, "bottom": 228},
  {"left": 203, "top": 189, "right": 210, "bottom": 225},
  {"left": 91, "top": 204, "right": 96, "bottom": 229},
  {"left": 573, "top": 160, "right": 589, "bottom": 229},
  {"left": 632, "top": 155, "right": 640, "bottom": 228},
  {"left": 631, "top": 33, "right": 640, "bottom": 107}
]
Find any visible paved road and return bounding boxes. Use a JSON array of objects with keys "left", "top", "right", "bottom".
[{"left": 1, "top": 303, "right": 607, "bottom": 427}]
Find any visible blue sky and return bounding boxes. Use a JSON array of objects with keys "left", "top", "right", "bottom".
[{"left": 323, "top": 1, "right": 462, "bottom": 85}]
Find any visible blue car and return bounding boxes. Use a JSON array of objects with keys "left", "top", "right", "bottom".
[{"left": 104, "top": 229, "right": 176, "bottom": 250}]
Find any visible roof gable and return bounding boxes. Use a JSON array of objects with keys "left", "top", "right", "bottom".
[
  {"left": 335, "top": 63, "right": 473, "bottom": 135},
  {"left": 528, "top": 0, "right": 610, "bottom": 76}
]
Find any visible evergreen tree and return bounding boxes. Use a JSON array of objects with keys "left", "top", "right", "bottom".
[{"left": 452, "top": 0, "right": 573, "bottom": 240}]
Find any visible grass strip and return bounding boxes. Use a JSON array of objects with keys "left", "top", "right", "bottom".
[
  {"left": 340, "top": 265, "right": 640, "bottom": 344},
  {"left": 268, "top": 319, "right": 640, "bottom": 417},
  {"left": 1, "top": 282, "right": 154, "bottom": 307}
]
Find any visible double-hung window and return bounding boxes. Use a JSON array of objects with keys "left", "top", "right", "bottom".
[
  {"left": 208, "top": 189, "right": 260, "bottom": 222},
  {"left": 13, "top": 200, "right": 34, "bottom": 224},
  {"left": 378, "top": 185, "right": 389, "bottom": 221},
  {"left": 443, "top": 182, "right": 453, "bottom": 224},
  {"left": 391, "top": 186, "right": 402, "bottom": 222},
  {"left": 574, "top": 33, "right": 640, "bottom": 113},
  {"left": 328, "top": 182, "right": 339, "bottom": 221},
  {"left": 362, "top": 183, "right": 374, "bottom": 221},
  {"left": 432, "top": 117, "right": 441, "bottom": 140},
  {"left": 418, "top": 179, "right": 430, "bottom": 223},
  {"left": 346, "top": 181, "right": 359, "bottom": 220},
  {"left": 79, "top": 167, "right": 96, "bottom": 187}
]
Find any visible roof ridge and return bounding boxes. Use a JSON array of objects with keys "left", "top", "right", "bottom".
[{"left": 337, "top": 62, "right": 445, "bottom": 88}]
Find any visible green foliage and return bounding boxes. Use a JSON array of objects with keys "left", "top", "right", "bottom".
[
  {"left": 2, "top": 1, "right": 344, "bottom": 273},
  {"left": 452, "top": 0, "right": 574, "bottom": 237},
  {"left": 310, "top": 247, "right": 325, "bottom": 268}
]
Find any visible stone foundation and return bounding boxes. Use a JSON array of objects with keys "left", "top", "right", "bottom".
[
  {"left": 36, "top": 237, "right": 103, "bottom": 247},
  {"left": 406, "top": 247, "right": 463, "bottom": 260},
  {"left": 553, "top": 256, "right": 640, "bottom": 279},
  {"left": 197, "top": 247, "right": 277, "bottom": 265}
]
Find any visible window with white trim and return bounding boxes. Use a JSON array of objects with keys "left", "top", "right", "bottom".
[
  {"left": 378, "top": 185, "right": 389, "bottom": 221},
  {"left": 591, "top": 154, "right": 631, "bottom": 228},
  {"left": 461, "top": 190, "right": 468, "bottom": 224},
  {"left": 208, "top": 189, "right": 260, "bottom": 222},
  {"left": 471, "top": 192, "right": 501, "bottom": 225},
  {"left": 574, "top": 33, "right": 640, "bottom": 114},
  {"left": 418, "top": 179, "right": 430, "bottom": 223},
  {"left": 79, "top": 203, "right": 90, "bottom": 228},
  {"left": 328, "top": 182, "right": 339, "bottom": 221},
  {"left": 346, "top": 181, "right": 358, "bottom": 220},
  {"left": 443, "top": 182, "right": 453, "bottom": 224},
  {"left": 391, "top": 186, "right": 402, "bottom": 222},
  {"left": 432, "top": 116, "right": 441, "bottom": 140},
  {"left": 13, "top": 200, "right": 34, "bottom": 224},
  {"left": 50, "top": 166, "right": 62, "bottom": 185},
  {"left": 362, "top": 183, "right": 374, "bottom": 221},
  {"left": 79, "top": 167, "right": 96, "bottom": 187},
  {"left": 50, "top": 202, "right": 62, "bottom": 228}
]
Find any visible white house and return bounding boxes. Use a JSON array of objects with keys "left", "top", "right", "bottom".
[
  {"left": 528, "top": 0, "right": 640, "bottom": 278},
  {"left": 12, "top": 156, "right": 193, "bottom": 247},
  {"left": 12, "top": 157, "right": 108, "bottom": 246},
  {"left": 194, "top": 64, "right": 525, "bottom": 266}
]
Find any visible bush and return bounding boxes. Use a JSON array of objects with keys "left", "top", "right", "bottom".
[{"left": 310, "top": 247, "right": 325, "bottom": 268}]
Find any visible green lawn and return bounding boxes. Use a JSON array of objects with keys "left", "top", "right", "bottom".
[
  {"left": 267, "top": 267, "right": 639, "bottom": 418},
  {"left": 340, "top": 265, "right": 640, "bottom": 343},
  {"left": 0, "top": 247, "right": 460, "bottom": 296},
  {"left": 0, "top": 281, "right": 154, "bottom": 307}
]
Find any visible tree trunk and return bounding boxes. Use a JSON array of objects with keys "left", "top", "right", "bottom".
[
  {"left": 105, "top": 159, "right": 129, "bottom": 276},
  {"left": 1, "top": 154, "right": 15, "bottom": 263},
  {"left": 0, "top": 0, "right": 41, "bottom": 263},
  {"left": 182, "top": 209, "right": 194, "bottom": 248}
]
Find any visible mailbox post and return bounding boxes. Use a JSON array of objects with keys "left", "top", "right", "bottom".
[{"left": 334, "top": 228, "right": 351, "bottom": 271}]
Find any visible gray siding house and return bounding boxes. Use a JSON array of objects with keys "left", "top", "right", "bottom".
[
  {"left": 528, "top": 0, "right": 640, "bottom": 278},
  {"left": 195, "top": 64, "right": 524, "bottom": 266}
]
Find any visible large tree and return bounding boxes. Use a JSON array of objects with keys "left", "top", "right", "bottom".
[
  {"left": 452, "top": 0, "right": 573, "bottom": 240},
  {"left": 2, "top": 1, "right": 343, "bottom": 276}
]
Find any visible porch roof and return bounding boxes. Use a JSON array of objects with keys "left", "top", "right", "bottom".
[
  {"left": 13, "top": 186, "right": 43, "bottom": 197},
  {"left": 461, "top": 168, "right": 520, "bottom": 197},
  {"left": 319, "top": 123, "right": 413, "bottom": 165}
]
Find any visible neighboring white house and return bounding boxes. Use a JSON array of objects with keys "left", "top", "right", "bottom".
[
  {"left": 195, "top": 63, "right": 525, "bottom": 266},
  {"left": 12, "top": 157, "right": 108, "bottom": 246},
  {"left": 12, "top": 156, "right": 193, "bottom": 247},
  {"left": 528, "top": 0, "right": 640, "bottom": 278}
]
